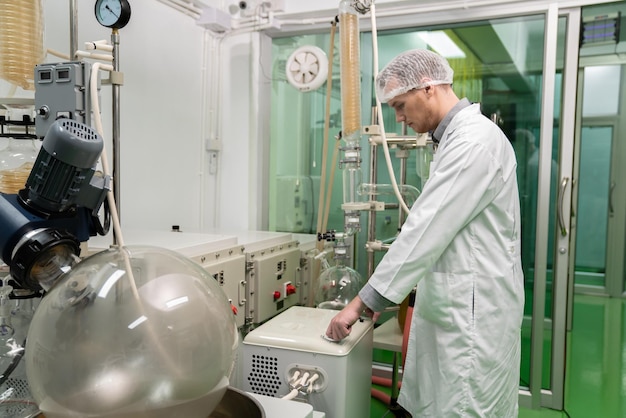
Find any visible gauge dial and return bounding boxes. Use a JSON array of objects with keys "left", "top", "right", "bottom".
[{"left": 94, "top": 0, "right": 131, "bottom": 29}]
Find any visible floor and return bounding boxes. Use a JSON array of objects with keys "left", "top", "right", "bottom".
[{"left": 369, "top": 294, "right": 626, "bottom": 418}]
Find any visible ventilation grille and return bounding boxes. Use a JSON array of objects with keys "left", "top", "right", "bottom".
[
  {"left": 58, "top": 119, "right": 99, "bottom": 141},
  {"left": 247, "top": 354, "right": 282, "bottom": 396}
]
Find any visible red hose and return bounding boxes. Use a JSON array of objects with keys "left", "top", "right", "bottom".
[
  {"left": 371, "top": 387, "right": 391, "bottom": 405},
  {"left": 372, "top": 375, "right": 402, "bottom": 389},
  {"left": 401, "top": 305, "right": 413, "bottom": 369},
  {"left": 371, "top": 289, "right": 415, "bottom": 405}
]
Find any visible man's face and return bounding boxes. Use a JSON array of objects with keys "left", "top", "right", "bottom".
[{"left": 387, "top": 86, "right": 435, "bottom": 134}]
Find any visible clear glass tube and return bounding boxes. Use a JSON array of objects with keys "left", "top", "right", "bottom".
[
  {"left": 416, "top": 144, "right": 434, "bottom": 182},
  {"left": 343, "top": 164, "right": 362, "bottom": 204}
]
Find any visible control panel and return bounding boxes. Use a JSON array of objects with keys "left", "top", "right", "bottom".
[{"left": 245, "top": 239, "right": 301, "bottom": 324}]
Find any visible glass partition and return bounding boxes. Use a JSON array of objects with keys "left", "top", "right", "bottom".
[
  {"left": 574, "top": 62, "right": 626, "bottom": 296},
  {"left": 575, "top": 124, "right": 613, "bottom": 288}
]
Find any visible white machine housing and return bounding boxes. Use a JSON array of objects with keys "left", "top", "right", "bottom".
[
  {"left": 240, "top": 306, "right": 373, "bottom": 418},
  {"left": 239, "top": 231, "right": 303, "bottom": 324},
  {"left": 187, "top": 242, "right": 247, "bottom": 327},
  {"left": 293, "top": 233, "right": 317, "bottom": 307}
]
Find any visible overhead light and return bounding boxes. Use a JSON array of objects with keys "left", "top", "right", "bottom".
[{"left": 417, "top": 31, "right": 466, "bottom": 58}]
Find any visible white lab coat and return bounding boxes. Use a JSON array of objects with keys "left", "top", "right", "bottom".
[{"left": 367, "top": 104, "right": 524, "bottom": 417}]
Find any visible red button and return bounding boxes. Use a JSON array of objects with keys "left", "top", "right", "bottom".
[
  {"left": 273, "top": 291, "right": 281, "bottom": 301},
  {"left": 286, "top": 284, "right": 296, "bottom": 296}
]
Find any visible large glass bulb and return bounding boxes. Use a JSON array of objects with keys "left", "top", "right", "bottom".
[
  {"left": 315, "top": 263, "right": 364, "bottom": 310},
  {"left": 25, "top": 245, "right": 239, "bottom": 418}
]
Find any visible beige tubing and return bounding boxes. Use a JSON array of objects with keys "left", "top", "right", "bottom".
[
  {"left": 0, "top": 0, "right": 45, "bottom": 90},
  {"left": 316, "top": 20, "right": 338, "bottom": 239},
  {"left": 312, "top": 20, "right": 339, "bottom": 307}
]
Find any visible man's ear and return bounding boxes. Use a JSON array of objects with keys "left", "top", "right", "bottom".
[{"left": 419, "top": 77, "right": 433, "bottom": 88}]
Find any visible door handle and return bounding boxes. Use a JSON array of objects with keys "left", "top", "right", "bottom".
[
  {"left": 557, "top": 177, "right": 569, "bottom": 236},
  {"left": 609, "top": 181, "right": 616, "bottom": 217}
]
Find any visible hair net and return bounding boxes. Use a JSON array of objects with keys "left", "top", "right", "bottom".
[{"left": 375, "top": 49, "right": 454, "bottom": 103}]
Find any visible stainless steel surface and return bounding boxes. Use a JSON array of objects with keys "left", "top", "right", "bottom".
[
  {"left": 33, "top": 388, "right": 263, "bottom": 418},
  {"left": 209, "top": 387, "right": 265, "bottom": 418}
]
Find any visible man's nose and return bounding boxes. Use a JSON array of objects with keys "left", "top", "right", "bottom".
[{"left": 395, "top": 112, "right": 404, "bottom": 123}]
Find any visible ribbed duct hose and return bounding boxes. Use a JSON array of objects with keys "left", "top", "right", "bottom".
[
  {"left": 339, "top": 1, "right": 361, "bottom": 141},
  {"left": 339, "top": 0, "right": 363, "bottom": 207},
  {"left": 0, "top": 0, "right": 45, "bottom": 90}
]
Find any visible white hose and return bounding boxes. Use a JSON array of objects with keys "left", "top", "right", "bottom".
[
  {"left": 85, "top": 41, "right": 114, "bottom": 52},
  {"left": 298, "top": 372, "right": 310, "bottom": 387},
  {"left": 90, "top": 62, "right": 123, "bottom": 247},
  {"left": 306, "top": 373, "right": 320, "bottom": 393},
  {"left": 370, "top": 3, "right": 411, "bottom": 215},
  {"left": 290, "top": 370, "right": 300, "bottom": 384},
  {"left": 282, "top": 388, "right": 300, "bottom": 400},
  {"left": 75, "top": 50, "right": 113, "bottom": 62},
  {"left": 46, "top": 48, "right": 71, "bottom": 61}
]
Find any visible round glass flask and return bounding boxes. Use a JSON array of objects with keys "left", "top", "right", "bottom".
[
  {"left": 315, "top": 260, "right": 364, "bottom": 310},
  {"left": 25, "top": 245, "right": 239, "bottom": 418}
]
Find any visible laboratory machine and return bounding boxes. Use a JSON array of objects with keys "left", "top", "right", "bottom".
[
  {"left": 0, "top": 0, "right": 418, "bottom": 416},
  {"left": 0, "top": 51, "right": 324, "bottom": 418},
  {"left": 241, "top": 306, "right": 374, "bottom": 418}
]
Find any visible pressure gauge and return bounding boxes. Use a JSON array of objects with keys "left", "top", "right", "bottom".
[{"left": 94, "top": 0, "right": 131, "bottom": 29}]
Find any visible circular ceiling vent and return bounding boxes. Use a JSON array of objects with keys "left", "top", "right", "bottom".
[{"left": 285, "top": 45, "right": 328, "bottom": 92}]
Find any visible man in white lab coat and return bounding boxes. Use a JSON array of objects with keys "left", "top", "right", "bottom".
[{"left": 326, "top": 49, "right": 524, "bottom": 417}]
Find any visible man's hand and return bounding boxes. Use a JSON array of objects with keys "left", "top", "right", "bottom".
[{"left": 325, "top": 296, "right": 376, "bottom": 341}]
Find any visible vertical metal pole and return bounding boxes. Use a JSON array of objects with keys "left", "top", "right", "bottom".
[
  {"left": 399, "top": 153, "right": 407, "bottom": 226},
  {"left": 398, "top": 122, "right": 408, "bottom": 227},
  {"left": 69, "top": 0, "right": 78, "bottom": 60},
  {"left": 390, "top": 351, "right": 400, "bottom": 406},
  {"left": 367, "top": 107, "right": 378, "bottom": 277},
  {"left": 112, "top": 29, "right": 121, "bottom": 242}
]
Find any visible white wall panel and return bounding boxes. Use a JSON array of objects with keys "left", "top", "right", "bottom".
[{"left": 40, "top": 0, "right": 206, "bottom": 233}]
